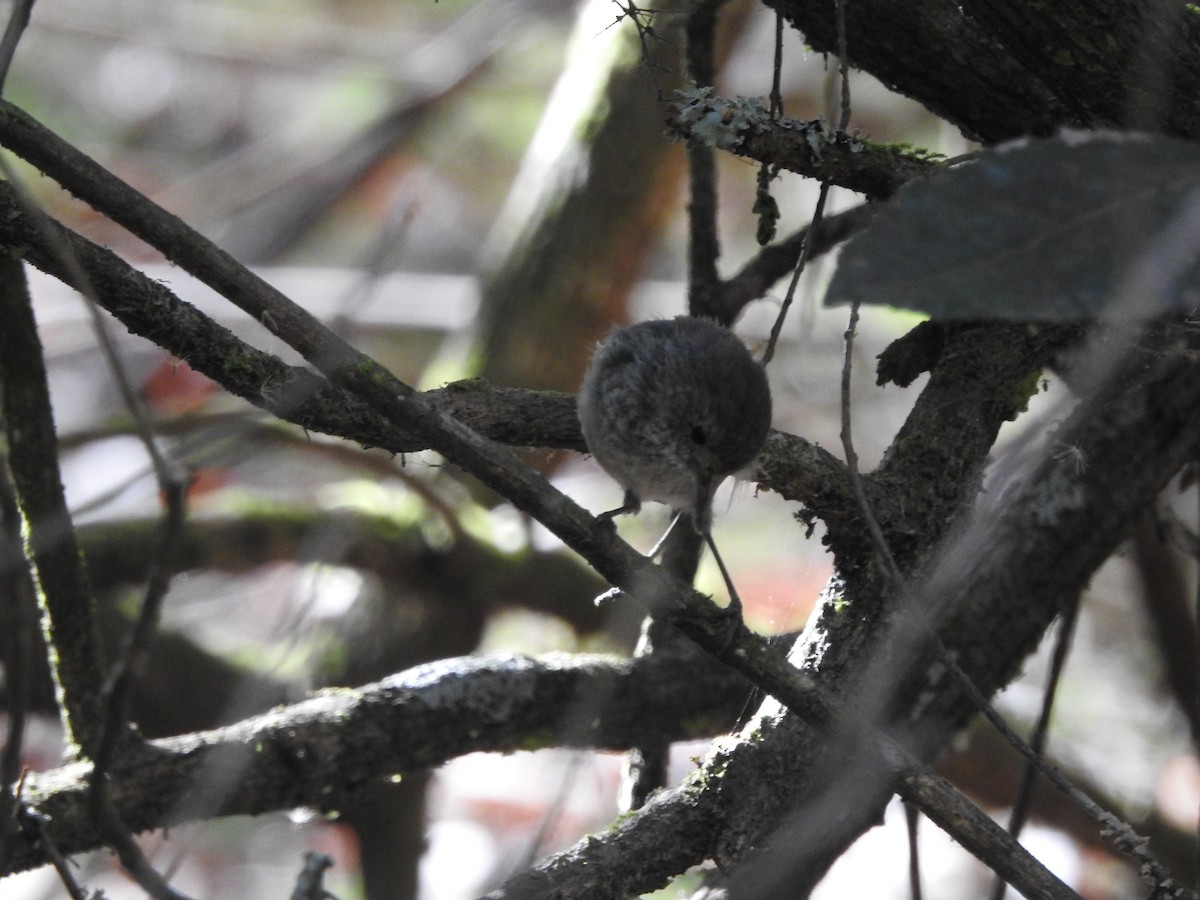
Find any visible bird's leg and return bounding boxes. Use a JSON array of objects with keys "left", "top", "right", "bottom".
[
  {"left": 700, "top": 527, "right": 742, "bottom": 615},
  {"left": 689, "top": 477, "right": 744, "bottom": 615},
  {"left": 591, "top": 490, "right": 644, "bottom": 608},
  {"left": 597, "top": 489, "right": 641, "bottom": 523}
]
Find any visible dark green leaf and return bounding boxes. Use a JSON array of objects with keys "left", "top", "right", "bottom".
[{"left": 824, "top": 131, "right": 1200, "bottom": 319}]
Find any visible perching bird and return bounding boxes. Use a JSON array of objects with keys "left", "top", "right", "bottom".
[{"left": 577, "top": 315, "right": 772, "bottom": 610}]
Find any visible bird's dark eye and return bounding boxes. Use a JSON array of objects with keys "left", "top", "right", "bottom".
[{"left": 691, "top": 425, "right": 707, "bottom": 445}]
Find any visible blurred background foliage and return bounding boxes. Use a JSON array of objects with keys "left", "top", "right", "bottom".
[{"left": 2, "top": 0, "right": 1193, "bottom": 898}]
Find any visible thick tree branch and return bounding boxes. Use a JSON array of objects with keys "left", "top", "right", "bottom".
[
  {"left": 3, "top": 650, "right": 750, "bottom": 876},
  {"left": 961, "top": 0, "right": 1200, "bottom": 135},
  {"left": 866, "top": 324, "right": 1077, "bottom": 565},
  {"left": 764, "top": 0, "right": 1074, "bottom": 142}
]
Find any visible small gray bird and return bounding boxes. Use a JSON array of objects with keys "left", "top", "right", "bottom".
[{"left": 577, "top": 316, "right": 772, "bottom": 609}]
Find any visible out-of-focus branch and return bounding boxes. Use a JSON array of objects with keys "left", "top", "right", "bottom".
[
  {"left": 0, "top": 0, "right": 35, "bottom": 93},
  {"left": 76, "top": 508, "right": 611, "bottom": 640},
  {"left": 474, "top": 0, "right": 691, "bottom": 391},
  {"left": 1132, "top": 509, "right": 1200, "bottom": 744}
]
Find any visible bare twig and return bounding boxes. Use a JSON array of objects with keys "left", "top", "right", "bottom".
[
  {"left": 89, "top": 783, "right": 194, "bottom": 900},
  {"left": 762, "top": 180, "right": 830, "bottom": 365},
  {"left": 832, "top": 0, "right": 852, "bottom": 132},
  {"left": 763, "top": 0, "right": 851, "bottom": 365},
  {"left": 769, "top": 10, "right": 783, "bottom": 118},
  {"left": 15, "top": 803, "right": 93, "bottom": 900},
  {"left": 991, "top": 597, "right": 1081, "bottom": 900}
]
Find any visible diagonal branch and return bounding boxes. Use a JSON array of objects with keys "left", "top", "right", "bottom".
[
  {"left": 0, "top": 176, "right": 851, "bottom": 533},
  {"left": 0, "top": 181, "right": 585, "bottom": 454}
]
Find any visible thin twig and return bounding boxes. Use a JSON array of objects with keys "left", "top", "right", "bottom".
[
  {"left": 762, "top": 181, "right": 830, "bottom": 365},
  {"left": 717, "top": 202, "right": 876, "bottom": 321},
  {"left": 769, "top": 10, "right": 784, "bottom": 118},
  {"left": 833, "top": 0, "right": 852, "bottom": 132},
  {"left": 16, "top": 802, "right": 93, "bottom": 900},
  {"left": 89, "top": 782, "right": 195, "bottom": 900},
  {"left": 764, "top": 0, "right": 852, "bottom": 364},
  {"left": 990, "top": 597, "right": 1081, "bottom": 900}
]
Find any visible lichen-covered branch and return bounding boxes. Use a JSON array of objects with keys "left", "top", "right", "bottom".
[
  {"left": 3, "top": 651, "right": 750, "bottom": 875},
  {"left": 668, "top": 89, "right": 937, "bottom": 198}
]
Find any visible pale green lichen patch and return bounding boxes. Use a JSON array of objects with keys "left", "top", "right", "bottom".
[{"left": 675, "top": 87, "right": 774, "bottom": 151}]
